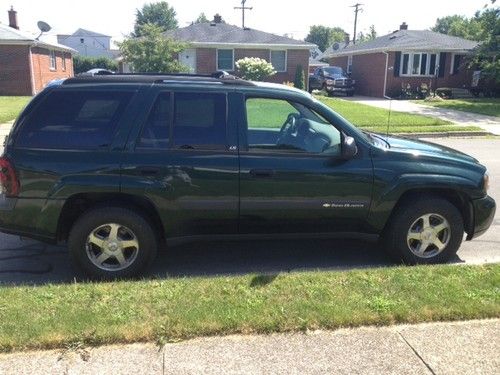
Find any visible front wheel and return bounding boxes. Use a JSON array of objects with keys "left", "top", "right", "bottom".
[
  {"left": 68, "top": 207, "right": 158, "bottom": 279},
  {"left": 384, "top": 197, "right": 464, "bottom": 264}
]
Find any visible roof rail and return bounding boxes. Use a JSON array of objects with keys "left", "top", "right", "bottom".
[{"left": 63, "top": 71, "right": 256, "bottom": 86}]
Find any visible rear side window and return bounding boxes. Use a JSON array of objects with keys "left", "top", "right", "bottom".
[
  {"left": 16, "top": 90, "right": 133, "bottom": 149},
  {"left": 137, "top": 93, "right": 171, "bottom": 149},
  {"left": 173, "top": 92, "right": 227, "bottom": 149}
]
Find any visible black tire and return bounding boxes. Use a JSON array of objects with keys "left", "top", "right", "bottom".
[
  {"left": 68, "top": 206, "right": 158, "bottom": 279},
  {"left": 383, "top": 197, "right": 464, "bottom": 264}
]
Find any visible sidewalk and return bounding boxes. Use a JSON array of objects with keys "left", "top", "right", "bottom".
[
  {"left": 346, "top": 96, "right": 500, "bottom": 135},
  {"left": 1, "top": 319, "right": 498, "bottom": 374}
]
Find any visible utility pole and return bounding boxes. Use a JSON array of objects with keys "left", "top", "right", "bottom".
[
  {"left": 351, "top": 3, "right": 363, "bottom": 44},
  {"left": 234, "top": 0, "right": 253, "bottom": 28}
]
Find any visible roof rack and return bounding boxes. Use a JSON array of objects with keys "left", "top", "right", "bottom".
[{"left": 63, "top": 71, "right": 256, "bottom": 86}]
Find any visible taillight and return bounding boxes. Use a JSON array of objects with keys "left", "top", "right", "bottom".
[{"left": 0, "top": 157, "right": 20, "bottom": 197}]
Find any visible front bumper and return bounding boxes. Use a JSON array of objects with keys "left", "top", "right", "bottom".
[
  {"left": 326, "top": 85, "right": 354, "bottom": 93},
  {"left": 468, "top": 195, "right": 496, "bottom": 240}
]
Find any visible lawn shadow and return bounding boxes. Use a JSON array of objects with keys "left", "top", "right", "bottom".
[{"left": 250, "top": 274, "right": 279, "bottom": 288}]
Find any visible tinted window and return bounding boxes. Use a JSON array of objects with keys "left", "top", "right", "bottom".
[
  {"left": 173, "top": 93, "right": 227, "bottom": 149},
  {"left": 137, "top": 93, "right": 171, "bottom": 149},
  {"left": 246, "top": 98, "right": 341, "bottom": 155},
  {"left": 16, "top": 90, "right": 132, "bottom": 149}
]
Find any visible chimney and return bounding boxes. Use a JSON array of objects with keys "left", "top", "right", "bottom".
[
  {"left": 399, "top": 22, "right": 408, "bottom": 30},
  {"left": 213, "top": 13, "right": 222, "bottom": 24},
  {"left": 8, "top": 6, "right": 19, "bottom": 30},
  {"left": 344, "top": 33, "right": 350, "bottom": 45}
]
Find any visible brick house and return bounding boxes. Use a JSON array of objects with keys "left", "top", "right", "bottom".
[
  {"left": 160, "top": 15, "right": 314, "bottom": 86},
  {"left": 0, "top": 7, "right": 75, "bottom": 96},
  {"left": 324, "top": 23, "right": 479, "bottom": 98}
]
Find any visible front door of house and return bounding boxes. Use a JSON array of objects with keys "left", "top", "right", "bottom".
[{"left": 179, "top": 49, "right": 197, "bottom": 73}]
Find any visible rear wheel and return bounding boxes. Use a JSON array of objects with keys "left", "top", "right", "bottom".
[
  {"left": 384, "top": 197, "right": 464, "bottom": 264},
  {"left": 68, "top": 207, "right": 158, "bottom": 279}
]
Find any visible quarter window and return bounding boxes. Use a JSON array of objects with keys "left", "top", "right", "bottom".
[
  {"left": 217, "top": 49, "right": 234, "bottom": 71},
  {"left": 270, "top": 50, "right": 287, "bottom": 72},
  {"left": 16, "top": 91, "right": 133, "bottom": 149},
  {"left": 137, "top": 93, "right": 171, "bottom": 149}
]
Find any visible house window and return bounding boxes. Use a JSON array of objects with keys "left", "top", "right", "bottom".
[
  {"left": 217, "top": 49, "right": 234, "bottom": 71},
  {"left": 400, "top": 52, "right": 438, "bottom": 77},
  {"left": 347, "top": 55, "right": 353, "bottom": 74},
  {"left": 270, "top": 50, "right": 287, "bottom": 72},
  {"left": 49, "top": 50, "right": 56, "bottom": 70},
  {"left": 451, "top": 54, "right": 464, "bottom": 75},
  {"left": 62, "top": 53, "right": 66, "bottom": 71}
]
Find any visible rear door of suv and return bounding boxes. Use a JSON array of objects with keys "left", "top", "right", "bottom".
[{"left": 121, "top": 86, "right": 240, "bottom": 238}]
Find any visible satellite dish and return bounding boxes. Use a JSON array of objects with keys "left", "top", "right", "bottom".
[
  {"left": 37, "top": 21, "right": 51, "bottom": 33},
  {"left": 332, "top": 42, "right": 340, "bottom": 51},
  {"left": 35, "top": 21, "right": 51, "bottom": 40}
]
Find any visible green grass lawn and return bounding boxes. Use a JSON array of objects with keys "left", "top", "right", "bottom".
[
  {"left": 318, "top": 97, "right": 481, "bottom": 134},
  {"left": 0, "top": 96, "right": 31, "bottom": 124},
  {"left": 415, "top": 98, "right": 500, "bottom": 118},
  {"left": 0, "top": 264, "right": 498, "bottom": 352}
]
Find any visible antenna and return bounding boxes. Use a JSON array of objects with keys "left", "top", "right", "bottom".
[
  {"left": 234, "top": 0, "right": 253, "bottom": 28},
  {"left": 36, "top": 21, "right": 51, "bottom": 40},
  {"left": 386, "top": 97, "right": 392, "bottom": 139},
  {"left": 350, "top": 3, "right": 363, "bottom": 44}
]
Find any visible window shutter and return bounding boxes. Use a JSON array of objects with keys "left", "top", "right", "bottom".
[
  {"left": 438, "top": 53, "right": 447, "bottom": 78},
  {"left": 393, "top": 52, "right": 401, "bottom": 77}
]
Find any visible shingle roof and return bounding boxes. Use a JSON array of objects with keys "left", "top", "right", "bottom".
[
  {"left": 72, "top": 28, "right": 111, "bottom": 38},
  {"left": 164, "top": 22, "right": 315, "bottom": 48},
  {"left": 0, "top": 23, "right": 76, "bottom": 52},
  {"left": 324, "top": 29, "right": 478, "bottom": 57}
]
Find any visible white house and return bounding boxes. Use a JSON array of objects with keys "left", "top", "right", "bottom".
[{"left": 57, "top": 28, "right": 116, "bottom": 58}]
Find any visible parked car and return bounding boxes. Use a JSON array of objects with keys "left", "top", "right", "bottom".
[
  {"left": 0, "top": 73, "right": 495, "bottom": 278},
  {"left": 309, "top": 66, "right": 355, "bottom": 96}
]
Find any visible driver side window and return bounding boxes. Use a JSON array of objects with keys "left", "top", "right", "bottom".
[{"left": 245, "top": 97, "right": 341, "bottom": 156}]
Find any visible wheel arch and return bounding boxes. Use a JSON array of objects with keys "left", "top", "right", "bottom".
[{"left": 57, "top": 192, "right": 165, "bottom": 243}]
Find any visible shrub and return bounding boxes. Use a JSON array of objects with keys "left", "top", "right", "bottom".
[
  {"left": 293, "top": 65, "right": 306, "bottom": 90},
  {"left": 282, "top": 81, "right": 294, "bottom": 87},
  {"left": 294, "top": 65, "right": 306, "bottom": 90},
  {"left": 235, "top": 57, "right": 276, "bottom": 81},
  {"left": 73, "top": 56, "right": 118, "bottom": 74}
]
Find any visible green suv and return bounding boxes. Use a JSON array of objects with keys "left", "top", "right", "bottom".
[{"left": 0, "top": 73, "right": 495, "bottom": 278}]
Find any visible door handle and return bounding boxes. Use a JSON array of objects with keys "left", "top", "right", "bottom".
[
  {"left": 138, "top": 166, "right": 161, "bottom": 176},
  {"left": 249, "top": 169, "right": 275, "bottom": 178}
]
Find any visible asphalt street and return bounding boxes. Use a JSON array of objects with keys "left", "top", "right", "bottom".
[{"left": 0, "top": 137, "right": 498, "bottom": 284}]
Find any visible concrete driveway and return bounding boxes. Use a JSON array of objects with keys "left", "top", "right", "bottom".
[
  {"left": 0, "top": 137, "right": 499, "bottom": 284},
  {"left": 346, "top": 96, "right": 500, "bottom": 135}
]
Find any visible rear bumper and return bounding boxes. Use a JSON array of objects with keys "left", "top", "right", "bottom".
[
  {"left": 0, "top": 196, "right": 58, "bottom": 244},
  {"left": 468, "top": 195, "right": 496, "bottom": 240}
]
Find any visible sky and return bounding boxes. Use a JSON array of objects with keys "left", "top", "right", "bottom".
[{"left": 0, "top": 0, "right": 493, "bottom": 46}]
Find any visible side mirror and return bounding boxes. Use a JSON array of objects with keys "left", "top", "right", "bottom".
[{"left": 341, "top": 135, "right": 358, "bottom": 159}]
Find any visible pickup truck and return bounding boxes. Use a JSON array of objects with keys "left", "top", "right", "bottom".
[{"left": 309, "top": 66, "right": 355, "bottom": 96}]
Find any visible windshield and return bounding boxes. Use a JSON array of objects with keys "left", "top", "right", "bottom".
[{"left": 323, "top": 67, "right": 345, "bottom": 76}]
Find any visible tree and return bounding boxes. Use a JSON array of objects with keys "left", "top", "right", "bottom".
[
  {"left": 305, "top": 25, "right": 346, "bottom": 52},
  {"left": 235, "top": 57, "right": 276, "bottom": 81},
  {"left": 134, "top": 1, "right": 178, "bottom": 37},
  {"left": 357, "top": 25, "right": 377, "bottom": 43},
  {"left": 194, "top": 12, "right": 209, "bottom": 23},
  {"left": 73, "top": 56, "right": 118, "bottom": 74},
  {"left": 431, "top": 4, "right": 499, "bottom": 82},
  {"left": 118, "top": 24, "right": 188, "bottom": 73},
  {"left": 469, "top": 7, "right": 500, "bottom": 82},
  {"left": 294, "top": 65, "right": 306, "bottom": 90}
]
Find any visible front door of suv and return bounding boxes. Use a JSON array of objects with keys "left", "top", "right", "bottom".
[
  {"left": 121, "top": 88, "right": 239, "bottom": 237},
  {"left": 238, "top": 95, "right": 373, "bottom": 235}
]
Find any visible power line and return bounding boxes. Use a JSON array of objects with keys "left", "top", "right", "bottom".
[
  {"left": 234, "top": 0, "right": 253, "bottom": 28},
  {"left": 350, "top": 3, "right": 363, "bottom": 44}
]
